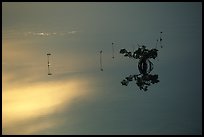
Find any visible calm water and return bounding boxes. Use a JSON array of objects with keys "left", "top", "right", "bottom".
[{"left": 2, "top": 2, "right": 202, "bottom": 135}]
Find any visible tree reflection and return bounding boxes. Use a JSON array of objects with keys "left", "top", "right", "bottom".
[{"left": 120, "top": 45, "right": 160, "bottom": 91}]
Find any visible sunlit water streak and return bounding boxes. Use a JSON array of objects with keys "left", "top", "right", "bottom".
[{"left": 2, "top": 74, "right": 97, "bottom": 134}]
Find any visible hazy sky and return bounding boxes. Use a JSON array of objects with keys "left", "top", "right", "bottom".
[{"left": 2, "top": 2, "right": 202, "bottom": 135}]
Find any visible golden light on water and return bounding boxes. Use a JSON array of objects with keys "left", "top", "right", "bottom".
[
  {"left": 2, "top": 35, "right": 100, "bottom": 134},
  {"left": 2, "top": 77, "right": 94, "bottom": 134}
]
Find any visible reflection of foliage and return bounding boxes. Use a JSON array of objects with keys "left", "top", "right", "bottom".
[
  {"left": 120, "top": 45, "right": 160, "bottom": 91},
  {"left": 121, "top": 74, "right": 159, "bottom": 91}
]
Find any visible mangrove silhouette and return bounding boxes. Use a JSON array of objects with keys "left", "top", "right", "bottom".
[{"left": 120, "top": 45, "right": 160, "bottom": 91}]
